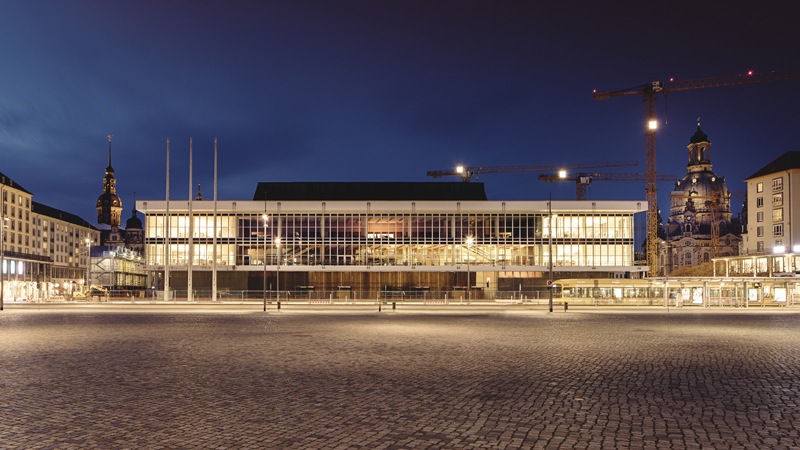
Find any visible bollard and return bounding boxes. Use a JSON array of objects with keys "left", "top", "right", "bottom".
[
  {"left": 379, "top": 302, "right": 382, "bottom": 312},
  {"left": 564, "top": 301, "right": 568, "bottom": 312},
  {"left": 392, "top": 301, "right": 396, "bottom": 311},
  {"left": 277, "top": 300, "right": 281, "bottom": 310}
]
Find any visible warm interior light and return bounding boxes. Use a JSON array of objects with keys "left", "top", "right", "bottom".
[
  {"left": 648, "top": 120, "right": 658, "bottom": 130},
  {"left": 774, "top": 246, "right": 785, "bottom": 254}
]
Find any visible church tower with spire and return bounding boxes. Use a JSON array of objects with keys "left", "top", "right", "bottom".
[
  {"left": 659, "top": 121, "right": 742, "bottom": 275},
  {"left": 96, "top": 135, "right": 123, "bottom": 226}
]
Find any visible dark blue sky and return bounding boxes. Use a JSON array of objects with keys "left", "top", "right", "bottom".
[{"left": 1, "top": 1, "right": 798, "bottom": 232}]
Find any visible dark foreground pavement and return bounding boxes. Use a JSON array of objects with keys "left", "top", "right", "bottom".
[{"left": 1, "top": 305, "right": 799, "bottom": 449}]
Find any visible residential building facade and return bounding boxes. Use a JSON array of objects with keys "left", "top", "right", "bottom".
[{"left": 742, "top": 151, "right": 800, "bottom": 255}]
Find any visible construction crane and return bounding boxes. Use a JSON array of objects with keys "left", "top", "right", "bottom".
[
  {"left": 538, "top": 172, "right": 678, "bottom": 200},
  {"left": 668, "top": 189, "right": 747, "bottom": 258},
  {"left": 594, "top": 69, "right": 800, "bottom": 277},
  {"left": 427, "top": 161, "right": 637, "bottom": 182}
]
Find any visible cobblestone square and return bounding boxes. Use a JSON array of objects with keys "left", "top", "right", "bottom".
[{"left": 2, "top": 305, "right": 800, "bottom": 449}]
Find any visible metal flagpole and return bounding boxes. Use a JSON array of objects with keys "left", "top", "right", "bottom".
[
  {"left": 165, "top": 139, "right": 171, "bottom": 302},
  {"left": 188, "top": 138, "right": 194, "bottom": 302},
  {"left": 212, "top": 138, "right": 218, "bottom": 303}
]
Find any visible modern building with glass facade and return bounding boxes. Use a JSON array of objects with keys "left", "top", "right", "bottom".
[{"left": 138, "top": 182, "right": 646, "bottom": 298}]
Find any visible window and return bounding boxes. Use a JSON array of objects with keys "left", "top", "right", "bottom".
[
  {"left": 773, "top": 177, "right": 783, "bottom": 191},
  {"left": 757, "top": 212, "right": 764, "bottom": 222},
  {"left": 773, "top": 193, "right": 783, "bottom": 206},
  {"left": 684, "top": 253, "right": 692, "bottom": 266},
  {"left": 757, "top": 182, "right": 763, "bottom": 193},
  {"left": 774, "top": 224, "right": 784, "bottom": 236},
  {"left": 773, "top": 208, "right": 784, "bottom": 222},
  {"left": 757, "top": 197, "right": 764, "bottom": 208},
  {"left": 757, "top": 226, "right": 764, "bottom": 237},
  {"left": 757, "top": 241, "right": 765, "bottom": 252}
]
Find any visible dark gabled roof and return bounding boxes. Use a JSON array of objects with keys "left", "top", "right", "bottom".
[
  {"left": 745, "top": 152, "right": 800, "bottom": 180},
  {"left": 253, "top": 182, "right": 488, "bottom": 201},
  {"left": 0, "top": 172, "right": 33, "bottom": 195},
  {"left": 32, "top": 201, "right": 98, "bottom": 230}
]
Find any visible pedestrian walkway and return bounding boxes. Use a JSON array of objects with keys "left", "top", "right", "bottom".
[{"left": 1, "top": 306, "right": 798, "bottom": 448}]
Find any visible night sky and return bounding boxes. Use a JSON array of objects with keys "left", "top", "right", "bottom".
[{"left": 2, "top": 1, "right": 798, "bottom": 234}]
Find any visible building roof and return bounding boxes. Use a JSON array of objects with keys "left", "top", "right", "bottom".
[
  {"left": 0, "top": 172, "right": 33, "bottom": 195},
  {"left": 253, "top": 182, "right": 488, "bottom": 201},
  {"left": 745, "top": 151, "right": 800, "bottom": 180},
  {"left": 32, "top": 201, "right": 98, "bottom": 230}
]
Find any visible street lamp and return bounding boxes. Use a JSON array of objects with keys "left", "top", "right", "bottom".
[
  {"left": 275, "top": 236, "right": 281, "bottom": 306},
  {"left": 548, "top": 208, "right": 557, "bottom": 313},
  {"left": 262, "top": 213, "right": 268, "bottom": 311},
  {"left": 1, "top": 214, "right": 7, "bottom": 312},
  {"left": 465, "top": 236, "right": 474, "bottom": 302}
]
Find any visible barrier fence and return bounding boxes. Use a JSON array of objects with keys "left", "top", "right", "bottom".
[{"left": 47, "top": 288, "right": 800, "bottom": 306}]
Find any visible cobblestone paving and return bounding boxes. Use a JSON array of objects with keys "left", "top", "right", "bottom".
[{"left": 2, "top": 306, "right": 800, "bottom": 449}]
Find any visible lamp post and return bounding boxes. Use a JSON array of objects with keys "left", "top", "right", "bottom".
[
  {"left": 275, "top": 237, "right": 281, "bottom": 305},
  {"left": 262, "top": 213, "right": 268, "bottom": 311},
  {"left": 548, "top": 205, "right": 557, "bottom": 313},
  {"left": 1, "top": 199, "right": 6, "bottom": 311},
  {"left": 466, "top": 236, "right": 474, "bottom": 301}
]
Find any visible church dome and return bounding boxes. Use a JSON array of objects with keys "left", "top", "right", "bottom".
[
  {"left": 97, "top": 192, "right": 122, "bottom": 208},
  {"left": 668, "top": 125, "right": 732, "bottom": 236},
  {"left": 689, "top": 125, "right": 708, "bottom": 144},
  {"left": 126, "top": 209, "right": 142, "bottom": 229},
  {"left": 126, "top": 215, "right": 142, "bottom": 230}
]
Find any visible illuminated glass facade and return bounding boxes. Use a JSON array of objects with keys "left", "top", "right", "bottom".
[{"left": 141, "top": 200, "right": 644, "bottom": 274}]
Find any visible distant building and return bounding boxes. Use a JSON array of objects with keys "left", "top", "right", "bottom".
[
  {"left": 1, "top": 171, "right": 100, "bottom": 301},
  {"left": 658, "top": 125, "right": 742, "bottom": 275},
  {"left": 32, "top": 201, "right": 100, "bottom": 295},
  {"left": 741, "top": 151, "right": 800, "bottom": 254},
  {"left": 95, "top": 137, "right": 144, "bottom": 255}
]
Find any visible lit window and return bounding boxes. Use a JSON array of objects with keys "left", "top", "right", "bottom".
[
  {"left": 773, "top": 193, "right": 783, "bottom": 206},
  {"left": 773, "top": 208, "right": 784, "bottom": 222},
  {"left": 756, "top": 182, "right": 763, "bottom": 193},
  {"left": 773, "top": 177, "right": 783, "bottom": 191}
]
